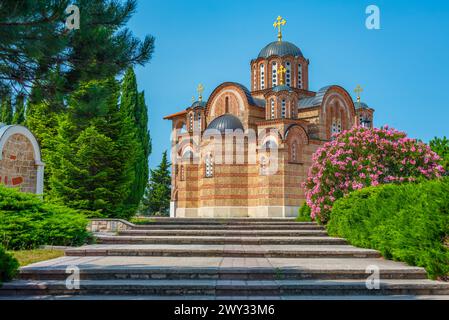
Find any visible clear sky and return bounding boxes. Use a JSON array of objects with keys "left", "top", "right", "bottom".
[{"left": 127, "top": 0, "right": 449, "bottom": 169}]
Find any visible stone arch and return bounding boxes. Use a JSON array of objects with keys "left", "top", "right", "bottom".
[
  {"left": 0, "top": 125, "right": 44, "bottom": 194},
  {"left": 284, "top": 125, "right": 308, "bottom": 163}
]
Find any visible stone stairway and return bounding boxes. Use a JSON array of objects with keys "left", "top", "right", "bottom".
[{"left": 1, "top": 218, "right": 449, "bottom": 299}]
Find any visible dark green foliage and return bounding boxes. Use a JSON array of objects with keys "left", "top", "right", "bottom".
[
  {"left": 48, "top": 79, "right": 138, "bottom": 219},
  {"left": 1, "top": 95, "right": 13, "bottom": 124},
  {"left": 141, "top": 151, "right": 171, "bottom": 215},
  {"left": 327, "top": 178, "right": 449, "bottom": 278},
  {"left": 0, "top": 185, "right": 90, "bottom": 251},
  {"left": 121, "top": 68, "right": 151, "bottom": 213},
  {"left": 430, "top": 137, "right": 449, "bottom": 173},
  {"left": 0, "top": 0, "right": 154, "bottom": 97},
  {"left": 0, "top": 245, "right": 19, "bottom": 284},
  {"left": 297, "top": 203, "right": 312, "bottom": 222}
]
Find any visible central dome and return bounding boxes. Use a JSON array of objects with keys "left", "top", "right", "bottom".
[
  {"left": 258, "top": 41, "right": 303, "bottom": 59},
  {"left": 206, "top": 114, "right": 244, "bottom": 133}
]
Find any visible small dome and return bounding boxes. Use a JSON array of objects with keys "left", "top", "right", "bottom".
[
  {"left": 258, "top": 41, "right": 303, "bottom": 59},
  {"left": 206, "top": 114, "right": 244, "bottom": 133},
  {"left": 355, "top": 101, "right": 370, "bottom": 109},
  {"left": 272, "top": 85, "right": 293, "bottom": 93},
  {"left": 191, "top": 100, "right": 207, "bottom": 109}
]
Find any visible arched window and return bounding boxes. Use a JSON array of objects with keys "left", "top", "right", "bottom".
[
  {"left": 197, "top": 112, "right": 201, "bottom": 131},
  {"left": 291, "top": 142, "right": 297, "bottom": 162},
  {"left": 205, "top": 154, "right": 214, "bottom": 178},
  {"left": 298, "top": 64, "right": 303, "bottom": 89},
  {"left": 285, "top": 62, "right": 291, "bottom": 86},
  {"left": 270, "top": 99, "right": 275, "bottom": 119},
  {"left": 272, "top": 62, "right": 277, "bottom": 86},
  {"left": 189, "top": 113, "right": 193, "bottom": 132},
  {"left": 281, "top": 100, "right": 286, "bottom": 118},
  {"left": 331, "top": 117, "right": 342, "bottom": 138},
  {"left": 225, "top": 97, "right": 229, "bottom": 113},
  {"left": 253, "top": 65, "right": 257, "bottom": 90},
  {"left": 260, "top": 64, "right": 265, "bottom": 89}
]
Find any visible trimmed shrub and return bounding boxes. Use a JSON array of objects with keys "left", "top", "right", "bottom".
[
  {"left": 430, "top": 136, "right": 449, "bottom": 173},
  {"left": 327, "top": 178, "right": 449, "bottom": 278},
  {"left": 305, "top": 126, "right": 444, "bottom": 223},
  {"left": 297, "top": 203, "right": 312, "bottom": 222},
  {"left": 0, "top": 245, "right": 19, "bottom": 284},
  {"left": 0, "top": 186, "right": 90, "bottom": 250}
]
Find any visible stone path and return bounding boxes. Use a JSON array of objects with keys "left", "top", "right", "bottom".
[{"left": 1, "top": 218, "right": 448, "bottom": 299}]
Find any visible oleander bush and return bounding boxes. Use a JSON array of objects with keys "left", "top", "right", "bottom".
[
  {"left": 430, "top": 136, "right": 449, "bottom": 173},
  {"left": 305, "top": 126, "right": 445, "bottom": 223},
  {"left": 0, "top": 185, "right": 91, "bottom": 250},
  {"left": 327, "top": 178, "right": 449, "bottom": 278},
  {"left": 0, "top": 245, "right": 19, "bottom": 284}
]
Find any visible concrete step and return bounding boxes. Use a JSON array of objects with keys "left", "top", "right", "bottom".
[
  {"left": 2, "top": 279, "right": 449, "bottom": 296},
  {"left": 135, "top": 218, "right": 300, "bottom": 225},
  {"left": 65, "top": 244, "right": 381, "bottom": 258},
  {"left": 118, "top": 229, "right": 328, "bottom": 237},
  {"left": 95, "top": 235, "right": 347, "bottom": 245},
  {"left": 132, "top": 224, "right": 325, "bottom": 230}
]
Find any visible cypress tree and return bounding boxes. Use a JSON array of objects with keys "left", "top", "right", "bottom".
[
  {"left": 120, "top": 68, "right": 150, "bottom": 214},
  {"left": 141, "top": 151, "right": 171, "bottom": 215},
  {"left": 0, "top": 94, "right": 13, "bottom": 124},
  {"left": 13, "top": 95, "right": 25, "bottom": 125}
]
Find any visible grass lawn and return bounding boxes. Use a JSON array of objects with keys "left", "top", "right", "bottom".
[{"left": 10, "top": 249, "right": 65, "bottom": 267}]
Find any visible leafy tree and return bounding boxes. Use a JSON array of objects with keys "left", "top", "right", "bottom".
[
  {"left": 120, "top": 68, "right": 151, "bottom": 213},
  {"left": 0, "top": 94, "right": 13, "bottom": 124},
  {"left": 430, "top": 137, "right": 449, "bottom": 173},
  {"left": 49, "top": 78, "right": 138, "bottom": 219},
  {"left": 142, "top": 151, "right": 171, "bottom": 215},
  {"left": 0, "top": 0, "right": 154, "bottom": 98},
  {"left": 12, "top": 94, "right": 25, "bottom": 124}
]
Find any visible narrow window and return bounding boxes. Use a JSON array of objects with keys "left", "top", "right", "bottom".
[
  {"left": 272, "top": 62, "right": 277, "bottom": 87},
  {"left": 197, "top": 112, "right": 201, "bottom": 131},
  {"left": 281, "top": 100, "right": 286, "bottom": 118},
  {"left": 205, "top": 154, "right": 214, "bottom": 178},
  {"left": 225, "top": 96, "right": 229, "bottom": 113},
  {"left": 270, "top": 99, "right": 275, "bottom": 119},
  {"left": 260, "top": 156, "right": 267, "bottom": 175},
  {"left": 292, "top": 142, "right": 297, "bottom": 162},
  {"left": 180, "top": 165, "right": 185, "bottom": 181},
  {"left": 260, "top": 64, "right": 265, "bottom": 89},
  {"left": 285, "top": 62, "right": 291, "bottom": 86},
  {"left": 189, "top": 113, "right": 193, "bottom": 132},
  {"left": 298, "top": 64, "right": 303, "bottom": 89}
]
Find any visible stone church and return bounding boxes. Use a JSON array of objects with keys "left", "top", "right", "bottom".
[{"left": 164, "top": 17, "right": 374, "bottom": 218}]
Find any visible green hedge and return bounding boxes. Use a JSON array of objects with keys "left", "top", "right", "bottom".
[
  {"left": 297, "top": 203, "right": 312, "bottom": 222},
  {"left": 0, "top": 245, "right": 19, "bottom": 285},
  {"left": 327, "top": 178, "right": 449, "bottom": 278},
  {"left": 0, "top": 186, "right": 91, "bottom": 250}
]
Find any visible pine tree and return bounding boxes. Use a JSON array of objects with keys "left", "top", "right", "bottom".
[
  {"left": 13, "top": 95, "right": 25, "bottom": 125},
  {"left": 141, "top": 151, "right": 171, "bottom": 215},
  {"left": 49, "top": 78, "right": 138, "bottom": 219},
  {"left": 0, "top": 94, "right": 13, "bottom": 124},
  {"left": 120, "top": 68, "right": 151, "bottom": 214}
]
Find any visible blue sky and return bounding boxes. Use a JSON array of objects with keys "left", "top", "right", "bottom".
[{"left": 127, "top": 0, "right": 449, "bottom": 169}]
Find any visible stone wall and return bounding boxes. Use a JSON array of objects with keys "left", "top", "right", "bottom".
[{"left": 88, "top": 219, "right": 134, "bottom": 233}]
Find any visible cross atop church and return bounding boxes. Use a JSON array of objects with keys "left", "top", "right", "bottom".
[
  {"left": 278, "top": 64, "right": 286, "bottom": 85},
  {"left": 273, "top": 16, "right": 286, "bottom": 42},
  {"left": 354, "top": 85, "right": 363, "bottom": 103},
  {"left": 197, "top": 83, "right": 204, "bottom": 101}
]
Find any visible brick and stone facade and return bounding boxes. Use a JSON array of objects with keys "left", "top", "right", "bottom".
[
  {"left": 0, "top": 124, "right": 44, "bottom": 194},
  {"left": 164, "top": 34, "right": 374, "bottom": 218}
]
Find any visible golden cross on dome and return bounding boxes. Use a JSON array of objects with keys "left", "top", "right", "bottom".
[
  {"left": 197, "top": 83, "right": 204, "bottom": 101},
  {"left": 278, "top": 64, "right": 287, "bottom": 85},
  {"left": 273, "top": 15, "right": 286, "bottom": 42},
  {"left": 354, "top": 85, "right": 363, "bottom": 103}
]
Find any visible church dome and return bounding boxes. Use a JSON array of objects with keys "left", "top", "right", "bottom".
[
  {"left": 206, "top": 114, "right": 244, "bottom": 133},
  {"left": 190, "top": 100, "right": 207, "bottom": 108},
  {"left": 258, "top": 41, "right": 303, "bottom": 59},
  {"left": 272, "top": 85, "right": 293, "bottom": 92}
]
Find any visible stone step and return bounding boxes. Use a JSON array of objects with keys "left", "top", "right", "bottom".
[
  {"left": 16, "top": 256, "right": 427, "bottom": 281},
  {"left": 95, "top": 235, "right": 347, "bottom": 245},
  {"left": 65, "top": 244, "right": 381, "bottom": 258},
  {"left": 135, "top": 218, "right": 300, "bottom": 225},
  {"left": 2, "top": 279, "right": 449, "bottom": 296},
  {"left": 132, "top": 224, "right": 325, "bottom": 230},
  {"left": 119, "top": 229, "right": 328, "bottom": 237}
]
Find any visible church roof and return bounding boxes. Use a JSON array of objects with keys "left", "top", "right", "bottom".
[
  {"left": 258, "top": 41, "right": 303, "bottom": 59},
  {"left": 206, "top": 114, "right": 244, "bottom": 133},
  {"left": 354, "top": 101, "right": 370, "bottom": 109},
  {"left": 298, "top": 86, "right": 331, "bottom": 109},
  {"left": 272, "top": 85, "right": 293, "bottom": 93},
  {"left": 190, "top": 100, "right": 207, "bottom": 109}
]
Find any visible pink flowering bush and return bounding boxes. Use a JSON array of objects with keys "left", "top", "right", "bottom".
[{"left": 305, "top": 126, "right": 445, "bottom": 223}]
